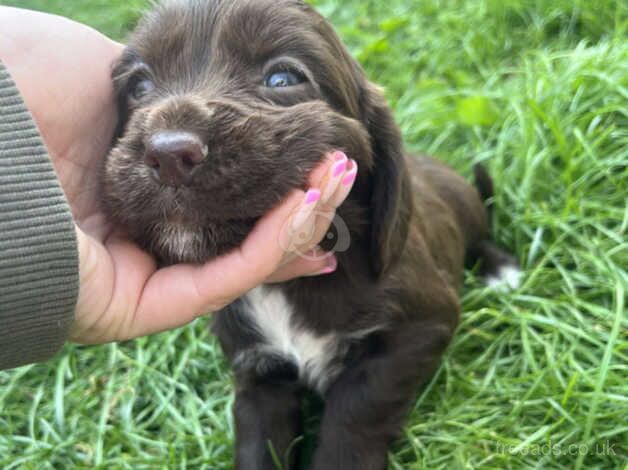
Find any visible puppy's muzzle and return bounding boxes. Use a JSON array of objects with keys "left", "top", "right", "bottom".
[{"left": 143, "top": 131, "right": 208, "bottom": 187}]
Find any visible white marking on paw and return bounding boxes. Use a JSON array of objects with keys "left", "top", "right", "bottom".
[{"left": 486, "top": 265, "right": 523, "bottom": 292}]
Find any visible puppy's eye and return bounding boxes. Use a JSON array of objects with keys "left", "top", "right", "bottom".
[
  {"left": 265, "top": 69, "right": 306, "bottom": 88},
  {"left": 130, "top": 77, "right": 155, "bottom": 101}
]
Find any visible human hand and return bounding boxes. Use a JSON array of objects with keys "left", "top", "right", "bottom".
[{"left": 0, "top": 7, "right": 358, "bottom": 343}]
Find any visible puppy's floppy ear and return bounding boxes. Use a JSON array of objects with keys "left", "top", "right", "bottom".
[{"left": 360, "top": 82, "right": 412, "bottom": 279}]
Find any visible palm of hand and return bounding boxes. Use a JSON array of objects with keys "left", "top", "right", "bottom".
[{"left": 48, "top": 106, "right": 117, "bottom": 241}]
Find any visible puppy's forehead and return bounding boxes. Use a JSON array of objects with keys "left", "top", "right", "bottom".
[{"left": 130, "top": 0, "right": 329, "bottom": 75}]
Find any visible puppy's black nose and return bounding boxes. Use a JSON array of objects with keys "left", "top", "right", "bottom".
[{"left": 144, "top": 131, "right": 207, "bottom": 187}]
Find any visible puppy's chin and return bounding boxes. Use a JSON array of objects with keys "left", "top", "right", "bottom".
[{"left": 142, "top": 218, "right": 257, "bottom": 266}]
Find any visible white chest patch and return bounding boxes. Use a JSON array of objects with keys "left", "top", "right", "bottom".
[{"left": 244, "top": 286, "right": 342, "bottom": 392}]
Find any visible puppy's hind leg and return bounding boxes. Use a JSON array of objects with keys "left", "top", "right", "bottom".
[
  {"left": 471, "top": 164, "right": 522, "bottom": 291},
  {"left": 474, "top": 239, "right": 523, "bottom": 291}
]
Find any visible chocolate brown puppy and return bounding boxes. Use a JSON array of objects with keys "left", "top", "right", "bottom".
[{"left": 102, "top": 1, "right": 519, "bottom": 468}]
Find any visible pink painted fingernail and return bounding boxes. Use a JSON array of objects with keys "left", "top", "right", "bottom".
[
  {"left": 342, "top": 161, "right": 358, "bottom": 185},
  {"left": 322, "top": 155, "right": 346, "bottom": 204},
  {"left": 320, "top": 255, "right": 338, "bottom": 274},
  {"left": 331, "top": 152, "right": 348, "bottom": 177},
  {"left": 342, "top": 173, "right": 357, "bottom": 186},
  {"left": 332, "top": 160, "right": 348, "bottom": 177},
  {"left": 334, "top": 151, "right": 348, "bottom": 161},
  {"left": 305, "top": 189, "right": 321, "bottom": 204}
]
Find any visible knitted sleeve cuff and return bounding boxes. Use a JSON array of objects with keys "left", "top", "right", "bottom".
[{"left": 0, "top": 61, "right": 78, "bottom": 370}]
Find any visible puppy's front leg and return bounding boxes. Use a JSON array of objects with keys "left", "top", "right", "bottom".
[
  {"left": 310, "top": 315, "right": 456, "bottom": 470},
  {"left": 234, "top": 377, "right": 302, "bottom": 470}
]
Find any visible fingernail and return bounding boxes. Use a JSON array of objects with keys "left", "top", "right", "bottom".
[
  {"left": 332, "top": 152, "right": 348, "bottom": 177},
  {"left": 305, "top": 189, "right": 321, "bottom": 204},
  {"left": 321, "top": 255, "right": 338, "bottom": 274},
  {"left": 342, "top": 160, "right": 358, "bottom": 185},
  {"left": 292, "top": 189, "right": 320, "bottom": 231},
  {"left": 312, "top": 254, "right": 337, "bottom": 275},
  {"left": 322, "top": 152, "right": 349, "bottom": 204},
  {"left": 333, "top": 161, "right": 347, "bottom": 177},
  {"left": 334, "top": 151, "right": 347, "bottom": 161},
  {"left": 330, "top": 160, "right": 358, "bottom": 208}
]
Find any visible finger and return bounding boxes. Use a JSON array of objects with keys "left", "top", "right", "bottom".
[
  {"left": 273, "top": 151, "right": 350, "bottom": 263},
  {"left": 328, "top": 159, "right": 358, "bottom": 209},
  {"left": 289, "top": 159, "right": 358, "bottom": 255},
  {"left": 271, "top": 152, "right": 343, "bottom": 258},
  {"left": 266, "top": 250, "right": 337, "bottom": 283},
  {"left": 320, "top": 151, "right": 349, "bottom": 204},
  {"left": 296, "top": 208, "right": 336, "bottom": 254}
]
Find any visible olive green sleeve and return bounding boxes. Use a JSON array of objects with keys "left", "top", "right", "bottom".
[{"left": 0, "top": 61, "right": 78, "bottom": 370}]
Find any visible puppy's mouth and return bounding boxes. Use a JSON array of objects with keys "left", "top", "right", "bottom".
[
  {"left": 148, "top": 183, "right": 263, "bottom": 228},
  {"left": 148, "top": 185, "right": 208, "bottom": 222},
  {"left": 144, "top": 217, "right": 257, "bottom": 266}
]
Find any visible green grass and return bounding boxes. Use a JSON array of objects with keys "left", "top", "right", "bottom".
[{"left": 1, "top": 0, "right": 627, "bottom": 468}]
